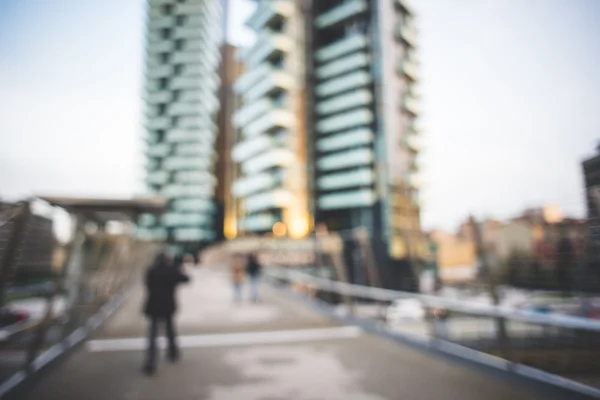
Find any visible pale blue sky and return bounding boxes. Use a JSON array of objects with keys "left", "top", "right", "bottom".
[{"left": 1, "top": 0, "right": 599, "bottom": 230}]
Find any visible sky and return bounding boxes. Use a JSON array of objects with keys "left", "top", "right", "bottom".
[{"left": 1, "top": 0, "right": 599, "bottom": 231}]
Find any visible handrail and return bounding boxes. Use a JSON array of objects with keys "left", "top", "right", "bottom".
[{"left": 266, "top": 268, "right": 600, "bottom": 332}]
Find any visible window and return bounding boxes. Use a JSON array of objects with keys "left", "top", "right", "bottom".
[
  {"left": 175, "top": 39, "right": 184, "bottom": 51},
  {"left": 158, "top": 104, "right": 167, "bottom": 115},
  {"left": 176, "top": 15, "right": 187, "bottom": 26},
  {"left": 172, "top": 90, "right": 181, "bottom": 102},
  {"left": 156, "top": 130, "right": 165, "bottom": 143},
  {"left": 171, "top": 116, "right": 179, "bottom": 127},
  {"left": 174, "top": 64, "right": 183, "bottom": 75},
  {"left": 161, "top": 28, "right": 171, "bottom": 40},
  {"left": 161, "top": 4, "right": 173, "bottom": 15},
  {"left": 160, "top": 53, "right": 170, "bottom": 64}
]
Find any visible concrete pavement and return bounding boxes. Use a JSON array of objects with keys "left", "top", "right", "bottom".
[{"left": 11, "top": 268, "right": 587, "bottom": 400}]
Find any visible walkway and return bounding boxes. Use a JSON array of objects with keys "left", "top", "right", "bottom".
[{"left": 13, "top": 268, "right": 585, "bottom": 400}]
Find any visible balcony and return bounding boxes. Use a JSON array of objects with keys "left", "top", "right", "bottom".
[
  {"left": 174, "top": 142, "right": 214, "bottom": 158},
  {"left": 315, "top": 0, "right": 368, "bottom": 29},
  {"left": 316, "top": 108, "right": 373, "bottom": 134},
  {"left": 145, "top": 170, "right": 169, "bottom": 185},
  {"left": 146, "top": 90, "right": 173, "bottom": 104},
  {"left": 245, "top": 189, "right": 292, "bottom": 213},
  {"left": 171, "top": 76, "right": 205, "bottom": 90},
  {"left": 243, "top": 71, "right": 295, "bottom": 102},
  {"left": 162, "top": 183, "right": 214, "bottom": 198},
  {"left": 177, "top": 115, "right": 212, "bottom": 129},
  {"left": 145, "top": 116, "right": 170, "bottom": 130},
  {"left": 242, "top": 148, "right": 294, "bottom": 174},
  {"left": 318, "top": 168, "right": 374, "bottom": 191},
  {"left": 172, "top": 198, "right": 214, "bottom": 212},
  {"left": 403, "top": 94, "right": 419, "bottom": 116},
  {"left": 175, "top": 2, "right": 204, "bottom": 14},
  {"left": 146, "top": 40, "right": 173, "bottom": 54},
  {"left": 242, "top": 109, "right": 295, "bottom": 138},
  {"left": 405, "top": 173, "right": 420, "bottom": 189},
  {"left": 315, "top": 34, "right": 368, "bottom": 62},
  {"left": 174, "top": 228, "right": 215, "bottom": 242},
  {"left": 232, "top": 134, "right": 276, "bottom": 163},
  {"left": 234, "top": 63, "right": 273, "bottom": 95},
  {"left": 316, "top": 52, "right": 369, "bottom": 80},
  {"left": 166, "top": 130, "right": 202, "bottom": 143},
  {"left": 148, "top": 15, "right": 174, "bottom": 30},
  {"left": 172, "top": 51, "right": 203, "bottom": 64},
  {"left": 246, "top": 1, "right": 294, "bottom": 31},
  {"left": 167, "top": 102, "right": 204, "bottom": 116},
  {"left": 180, "top": 63, "right": 205, "bottom": 77},
  {"left": 146, "top": 64, "right": 173, "bottom": 79},
  {"left": 240, "top": 214, "right": 277, "bottom": 232},
  {"left": 395, "top": 0, "right": 414, "bottom": 15},
  {"left": 145, "top": 143, "right": 171, "bottom": 157},
  {"left": 316, "top": 71, "right": 371, "bottom": 98},
  {"left": 397, "top": 56, "right": 418, "bottom": 81},
  {"left": 136, "top": 227, "right": 168, "bottom": 241},
  {"left": 163, "top": 156, "right": 212, "bottom": 171},
  {"left": 396, "top": 22, "right": 418, "bottom": 48},
  {"left": 242, "top": 32, "right": 295, "bottom": 66},
  {"left": 173, "top": 26, "right": 203, "bottom": 40},
  {"left": 174, "top": 170, "right": 216, "bottom": 184},
  {"left": 232, "top": 173, "right": 278, "bottom": 197},
  {"left": 317, "top": 147, "right": 374, "bottom": 171},
  {"left": 404, "top": 133, "right": 420, "bottom": 152},
  {"left": 162, "top": 212, "right": 210, "bottom": 227},
  {"left": 316, "top": 89, "right": 372, "bottom": 116},
  {"left": 233, "top": 98, "right": 273, "bottom": 127},
  {"left": 316, "top": 128, "right": 374, "bottom": 153},
  {"left": 318, "top": 188, "right": 376, "bottom": 210}
]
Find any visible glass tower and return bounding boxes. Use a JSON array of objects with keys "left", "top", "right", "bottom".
[{"left": 137, "top": 0, "right": 223, "bottom": 251}]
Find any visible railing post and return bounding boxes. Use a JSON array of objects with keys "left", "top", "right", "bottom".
[{"left": 470, "top": 215, "right": 513, "bottom": 365}]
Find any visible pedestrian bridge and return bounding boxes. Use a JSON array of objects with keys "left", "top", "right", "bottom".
[{"left": 6, "top": 267, "right": 591, "bottom": 400}]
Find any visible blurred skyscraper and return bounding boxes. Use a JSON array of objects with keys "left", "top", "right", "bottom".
[
  {"left": 230, "top": 0, "right": 424, "bottom": 288},
  {"left": 137, "top": 0, "right": 223, "bottom": 253}
]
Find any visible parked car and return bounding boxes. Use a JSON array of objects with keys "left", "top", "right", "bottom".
[
  {"left": 386, "top": 299, "right": 426, "bottom": 323},
  {"left": 0, "top": 307, "right": 30, "bottom": 328}
]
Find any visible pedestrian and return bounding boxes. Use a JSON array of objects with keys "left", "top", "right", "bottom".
[
  {"left": 231, "top": 254, "right": 245, "bottom": 304},
  {"left": 142, "top": 252, "right": 190, "bottom": 375},
  {"left": 246, "top": 253, "right": 262, "bottom": 303}
]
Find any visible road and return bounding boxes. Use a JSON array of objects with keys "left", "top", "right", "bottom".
[{"left": 10, "top": 268, "right": 586, "bottom": 400}]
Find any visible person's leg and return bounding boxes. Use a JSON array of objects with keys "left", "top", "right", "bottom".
[
  {"left": 143, "top": 317, "right": 158, "bottom": 374},
  {"left": 165, "top": 315, "right": 180, "bottom": 362},
  {"left": 250, "top": 275, "right": 260, "bottom": 302},
  {"left": 234, "top": 283, "right": 242, "bottom": 303}
]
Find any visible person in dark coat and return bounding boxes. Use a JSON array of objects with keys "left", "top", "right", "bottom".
[
  {"left": 246, "top": 253, "right": 262, "bottom": 303},
  {"left": 142, "top": 252, "right": 190, "bottom": 375}
]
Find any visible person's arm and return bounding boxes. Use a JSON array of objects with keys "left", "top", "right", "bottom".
[{"left": 175, "top": 268, "right": 190, "bottom": 284}]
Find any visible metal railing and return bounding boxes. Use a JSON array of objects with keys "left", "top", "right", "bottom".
[
  {"left": 266, "top": 267, "right": 600, "bottom": 398},
  {"left": 0, "top": 200, "right": 159, "bottom": 398}
]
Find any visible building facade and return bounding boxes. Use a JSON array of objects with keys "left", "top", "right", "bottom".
[
  {"left": 310, "top": 0, "right": 423, "bottom": 288},
  {"left": 231, "top": 0, "right": 424, "bottom": 289},
  {"left": 230, "top": 0, "right": 311, "bottom": 239},
  {"left": 138, "top": 0, "right": 223, "bottom": 252}
]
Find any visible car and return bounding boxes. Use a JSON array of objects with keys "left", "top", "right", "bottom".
[
  {"left": 0, "top": 307, "right": 30, "bottom": 329},
  {"left": 386, "top": 299, "right": 426, "bottom": 323}
]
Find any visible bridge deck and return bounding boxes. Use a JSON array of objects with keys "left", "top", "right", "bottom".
[{"left": 13, "top": 268, "right": 584, "bottom": 400}]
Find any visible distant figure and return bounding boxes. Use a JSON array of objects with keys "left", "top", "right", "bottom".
[
  {"left": 183, "top": 253, "right": 196, "bottom": 269},
  {"left": 231, "top": 254, "right": 245, "bottom": 304},
  {"left": 246, "top": 253, "right": 262, "bottom": 303},
  {"left": 142, "top": 252, "right": 190, "bottom": 375}
]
